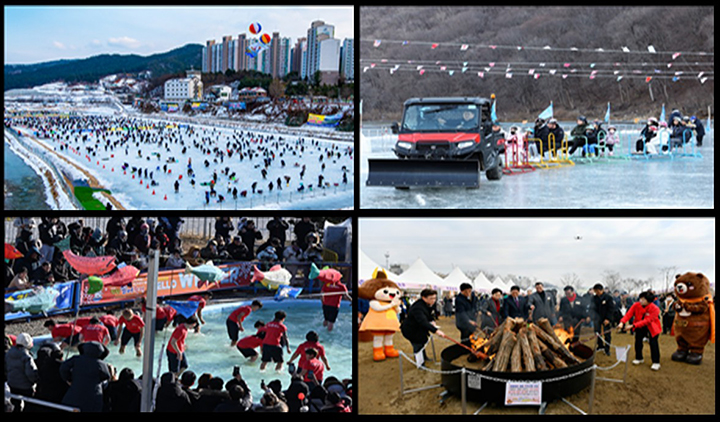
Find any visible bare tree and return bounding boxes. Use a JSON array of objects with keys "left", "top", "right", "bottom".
[{"left": 658, "top": 265, "right": 679, "bottom": 294}]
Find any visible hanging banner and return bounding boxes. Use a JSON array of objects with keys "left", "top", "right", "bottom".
[
  {"left": 307, "top": 112, "right": 343, "bottom": 127},
  {"left": 80, "top": 261, "right": 256, "bottom": 306}
]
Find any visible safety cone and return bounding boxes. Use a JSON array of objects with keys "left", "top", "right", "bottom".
[
  {"left": 132, "top": 174, "right": 135, "bottom": 179},
  {"left": 164, "top": 195, "right": 167, "bottom": 200},
  {"left": 152, "top": 190, "right": 155, "bottom": 195},
  {"left": 103, "top": 165, "right": 105, "bottom": 169},
  {"left": 112, "top": 168, "right": 114, "bottom": 172},
  {"left": 146, "top": 184, "right": 149, "bottom": 189},
  {"left": 140, "top": 179, "right": 143, "bottom": 185}
]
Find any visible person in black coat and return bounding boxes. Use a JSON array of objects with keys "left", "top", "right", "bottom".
[
  {"left": 504, "top": 285, "right": 529, "bottom": 319},
  {"left": 558, "top": 286, "right": 587, "bottom": 342},
  {"left": 267, "top": 217, "right": 290, "bottom": 246},
  {"left": 155, "top": 372, "right": 192, "bottom": 412},
  {"left": 590, "top": 283, "right": 616, "bottom": 355},
  {"left": 454, "top": 283, "right": 478, "bottom": 346},
  {"left": 59, "top": 341, "right": 112, "bottom": 412},
  {"left": 480, "top": 288, "right": 505, "bottom": 332},
  {"left": 31, "top": 342, "right": 68, "bottom": 410},
  {"left": 401, "top": 289, "right": 445, "bottom": 367},
  {"left": 239, "top": 220, "right": 263, "bottom": 259},
  {"left": 194, "top": 377, "right": 230, "bottom": 412},
  {"left": 105, "top": 367, "right": 141, "bottom": 412}
]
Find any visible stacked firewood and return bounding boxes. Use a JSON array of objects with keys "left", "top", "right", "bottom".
[{"left": 472, "top": 317, "right": 583, "bottom": 372}]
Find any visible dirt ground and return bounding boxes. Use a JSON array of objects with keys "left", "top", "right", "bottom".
[{"left": 358, "top": 316, "right": 715, "bottom": 415}]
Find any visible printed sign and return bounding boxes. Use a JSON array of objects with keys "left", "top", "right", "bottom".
[{"left": 505, "top": 381, "right": 542, "bottom": 406}]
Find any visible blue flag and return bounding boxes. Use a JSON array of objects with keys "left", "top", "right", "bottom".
[
  {"left": 604, "top": 102, "right": 611, "bottom": 123},
  {"left": 491, "top": 100, "right": 498, "bottom": 123},
  {"left": 538, "top": 102, "right": 553, "bottom": 120},
  {"left": 660, "top": 104, "right": 666, "bottom": 123},
  {"left": 275, "top": 286, "right": 303, "bottom": 302},
  {"left": 166, "top": 300, "right": 200, "bottom": 319}
]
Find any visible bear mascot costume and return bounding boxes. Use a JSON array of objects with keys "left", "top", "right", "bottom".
[
  {"left": 671, "top": 272, "right": 715, "bottom": 365},
  {"left": 358, "top": 269, "right": 402, "bottom": 361}
]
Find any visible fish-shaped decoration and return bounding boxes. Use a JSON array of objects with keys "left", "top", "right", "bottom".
[
  {"left": 251, "top": 264, "right": 292, "bottom": 290},
  {"left": 309, "top": 262, "right": 342, "bottom": 284},
  {"left": 184, "top": 261, "right": 229, "bottom": 287},
  {"left": 7, "top": 287, "right": 60, "bottom": 314}
]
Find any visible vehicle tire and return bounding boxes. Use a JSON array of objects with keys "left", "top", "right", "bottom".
[
  {"left": 485, "top": 155, "right": 503, "bottom": 181},
  {"left": 394, "top": 186, "right": 410, "bottom": 190}
]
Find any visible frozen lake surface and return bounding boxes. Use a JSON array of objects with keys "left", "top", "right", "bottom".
[{"left": 360, "top": 131, "right": 714, "bottom": 209}]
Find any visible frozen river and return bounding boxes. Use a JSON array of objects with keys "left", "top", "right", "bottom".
[{"left": 360, "top": 130, "right": 714, "bottom": 209}]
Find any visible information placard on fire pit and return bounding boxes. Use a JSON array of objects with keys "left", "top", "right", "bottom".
[{"left": 504, "top": 381, "right": 542, "bottom": 406}]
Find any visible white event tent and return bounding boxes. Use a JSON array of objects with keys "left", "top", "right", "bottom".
[
  {"left": 395, "top": 258, "right": 445, "bottom": 291},
  {"left": 472, "top": 272, "right": 495, "bottom": 293},
  {"left": 359, "top": 250, "right": 398, "bottom": 284},
  {"left": 441, "top": 267, "right": 472, "bottom": 292}
]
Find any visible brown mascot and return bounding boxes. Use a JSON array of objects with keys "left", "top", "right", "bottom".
[
  {"left": 358, "top": 269, "right": 402, "bottom": 361},
  {"left": 671, "top": 272, "right": 715, "bottom": 365}
]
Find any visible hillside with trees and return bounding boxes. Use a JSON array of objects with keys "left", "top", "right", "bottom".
[
  {"left": 361, "top": 6, "right": 714, "bottom": 122},
  {"left": 4, "top": 44, "right": 202, "bottom": 91}
]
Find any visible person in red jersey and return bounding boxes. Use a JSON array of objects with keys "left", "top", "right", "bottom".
[
  {"left": 236, "top": 320, "right": 266, "bottom": 362},
  {"left": 226, "top": 300, "right": 263, "bottom": 347},
  {"left": 289, "top": 330, "right": 330, "bottom": 371},
  {"left": 167, "top": 316, "right": 198, "bottom": 377},
  {"left": 187, "top": 292, "right": 212, "bottom": 333},
  {"left": 260, "top": 310, "right": 291, "bottom": 373},
  {"left": 118, "top": 309, "right": 145, "bottom": 357},
  {"left": 299, "top": 348, "right": 324, "bottom": 390},
  {"left": 80, "top": 317, "right": 110, "bottom": 345},
  {"left": 321, "top": 277, "right": 349, "bottom": 332},
  {"left": 99, "top": 311, "right": 120, "bottom": 344},
  {"left": 44, "top": 319, "right": 82, "bottom": 350}
]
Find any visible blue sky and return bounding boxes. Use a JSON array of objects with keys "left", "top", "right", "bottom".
[
  {"left": 4, "top": 6, "right": 354, "bottom": 64},
  {"left": 360, "top": 218, "right": 715, "bottom": 292}
]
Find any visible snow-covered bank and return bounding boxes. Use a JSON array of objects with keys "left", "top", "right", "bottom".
[{"left": 4, "top": 129, "right": 80, "bottom": 210}]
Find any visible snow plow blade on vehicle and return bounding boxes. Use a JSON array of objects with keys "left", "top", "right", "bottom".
[{"left": 366, "top": 158, "right": 481, "bottom": 188}]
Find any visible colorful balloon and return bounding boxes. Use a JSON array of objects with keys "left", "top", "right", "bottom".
[
  {"left": 249, "top": 22, "right": 261, "bottom": 34},
  {"left": 260, "top": 33, "right": 272, "bottom": 45}
]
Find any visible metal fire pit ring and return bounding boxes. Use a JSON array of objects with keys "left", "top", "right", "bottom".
[{"left": 440, "top": 343, "right": 595, "bottom": 405}]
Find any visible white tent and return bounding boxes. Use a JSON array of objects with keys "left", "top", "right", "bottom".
[
  {"left": 441, "top": 267, "right": 472, "bottom": 292},
  {"left": 472, "top": 272, "right": 495, "bottom": 293},
  {"left": 493, "top": 276, "right": 511, "bottom": 292},
  {"left": 396, "top": 258, "right": 445, "bottom": 291},
  {"left": 359, "top": 250, "right": 398, "bottom": 284}
]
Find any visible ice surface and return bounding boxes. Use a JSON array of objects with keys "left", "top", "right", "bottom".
[{"left": 361, "top": 131, "right": 714, "bottom": 209}]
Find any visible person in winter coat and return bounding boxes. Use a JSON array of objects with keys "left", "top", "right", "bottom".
[
  {"left": 5, "top": 333, "right": 39, "bottom": 412},
  {"left": 558, "top": 286, "right": 587, "bottom": 342},
  {"left": 528, "top": 282, "right": 556, "bottom": 324},
  {"left": 401, "top": 289, "right": 444, "bottom": 367},
  {"left": 690, "top": 116, "right": 705, "bottom": 146},
  {"left": 105, "top": 367, "right": 141, "bottom": 412},
  {"left": 618, "top": 291, "right": 662, "bottom": 371},
  {"left": 59, "top": 341, "right": 112, "bottom": 412},
  {"left": 567, "top": 116, "right": 591, "bottom": 156},
  {"left": 481, "top": 288, "right": 505, "bottom": 332},
  {"left": 155, "top": 372, "right": 192, "bottom": 412},
  {"left": 599, "top": 125, "right": 620, "bottom": 156},
  {"left": 504, "top": 285, "right": 529, "bottom": 319},
  {"left": 454, "top": 283, "right": 478, "bottom": 346},
  {"left": 33, "top": 342, "right": 68, "bottom": 408},
  {"left": 589, "top": 283, "right": 616, "bottom": 356}
]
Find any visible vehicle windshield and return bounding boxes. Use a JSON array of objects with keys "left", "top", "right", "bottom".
[{"left": 401, "top": 103, "right": 480, "bottom": 132}]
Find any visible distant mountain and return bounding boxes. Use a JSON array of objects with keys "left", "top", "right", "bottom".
[{"left": 4, "top": 44, "right": 203, "bottom": 91}]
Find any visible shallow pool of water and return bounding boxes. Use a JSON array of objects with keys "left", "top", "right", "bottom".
[{"left": 38, "top": 299, "right": 351, "bottom": 398}]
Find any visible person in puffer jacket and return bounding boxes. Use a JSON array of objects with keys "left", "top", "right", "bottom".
[
  {"left": 59, "top": 341, "right": 112, "bottom": 412},
  {"left": 5, "top": 333, "right": 39, "bottom": 412}
]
